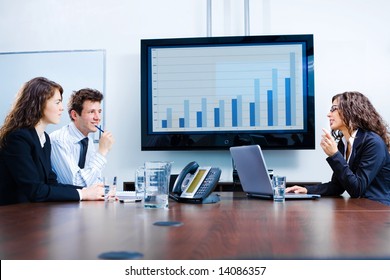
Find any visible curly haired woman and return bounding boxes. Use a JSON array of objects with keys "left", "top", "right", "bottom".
[{"left": 287, "top": 91, "right": 390, "bottom": 205}]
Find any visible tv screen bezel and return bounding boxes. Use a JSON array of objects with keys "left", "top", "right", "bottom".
[{"left": 141, "top": 34, "right": 315, "bottom": 151}]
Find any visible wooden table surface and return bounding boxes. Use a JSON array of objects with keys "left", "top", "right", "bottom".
[{"left": 1, "top": 192, "right": 390, "bottom": 260}]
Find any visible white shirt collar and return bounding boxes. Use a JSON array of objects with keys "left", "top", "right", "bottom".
[
  {"left": 342, "top": 129, "right": 358, "bottom": 146},
  {"left": 69, "top": 122, "right": 89, "bottom": 143},
  {"left": 342, "top": 129, "right": 358, "bottom": 162},
  {"left": 36, "top": 131, "right": 46, "bottom": 148}
]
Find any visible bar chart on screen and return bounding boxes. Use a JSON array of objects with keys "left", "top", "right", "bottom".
[{"left": 151, "top": 43, "right": 306, "bottom": 133}]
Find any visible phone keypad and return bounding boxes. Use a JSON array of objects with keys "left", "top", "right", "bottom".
[
  {"left": 195, "top": 168, "right": 220, "bottom": 198},
  {"left": 196, "top": 184, "right": 209, "bottom": 196}
]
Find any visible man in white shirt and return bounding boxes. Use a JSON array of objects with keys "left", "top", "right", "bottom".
[{"left": 50, "top": 88, "right": 114, "bottom": 187}]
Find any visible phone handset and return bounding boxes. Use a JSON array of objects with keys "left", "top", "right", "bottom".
[
  {"left": 170, "top": 161, "right": 221, "bottom": 203},
  {"left": 172, "top": 161, "right": 199, "bottom": 194}
]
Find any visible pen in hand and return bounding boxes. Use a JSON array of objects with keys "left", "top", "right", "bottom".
[{"left": 95, "top": 125, "right": 104, "bottom": 133}]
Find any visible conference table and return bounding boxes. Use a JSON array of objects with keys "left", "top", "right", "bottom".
[{"left": 1, "top": 192, "right": 390, "bottom": 260}]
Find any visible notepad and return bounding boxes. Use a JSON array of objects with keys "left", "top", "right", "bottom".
[{"left": 116, "top": 191, "right": 138, "bottom": 200}]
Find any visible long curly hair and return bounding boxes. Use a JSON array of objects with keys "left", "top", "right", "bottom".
[
  {"left": 331, "top": 91, "right": 390, "bottom": 151},
  {"left": 0, "top": 77, "right": 63, "bottom": 149}
]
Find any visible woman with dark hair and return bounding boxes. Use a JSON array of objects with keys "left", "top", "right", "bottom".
[
  {"left": 0, "top": 77, "right": 104, "bottom": 205},
  {"left": 287, "top": 91, "right": 390, "bottom": 205}
]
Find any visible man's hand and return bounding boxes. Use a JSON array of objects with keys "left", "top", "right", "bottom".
[
  {"left": 81, "top": 183, "right": 104, "bottom": 200},
  {"left": 98, "top": 131, "right": 114, "bottom": 156}
]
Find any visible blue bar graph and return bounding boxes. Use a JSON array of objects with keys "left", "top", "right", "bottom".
[
  {"left": 232, "top": 99, "right": 238, "bottom": 127},
  {"left": 167, "top": 108, "right": 172, "bottom": 128},
  {"left": 272, "top": 69, "right": 278, "bottom": 125},
  {"left": 179, "top": 118, "right": 185, "bottom": 128},
  {"left": 162, "top": 120, "right": 167, "bottom": 128},
  {"left": 249, "top": 102, "right": 255, "bottom": 126},
  {"left": 151, "top": 44, "right": 304, "bottom": 132},
  {"left": 289, "top": 52, "right": 297, "bottom": 126},
  {"left": 184, "top": 100, "right": 190, "bottom": 128},
  {"left": 267, "top": 90, "right": 273, "bottom": 126},
  {"left": 254, "top": 79, "right": 260, "bottom": 126},
  {"left": 219, "top": 100, "right": 225, "bottom": 127},
  {"left": 214, "top": 108, "right": 220, "bottom": 127},
  {"left": 196, "top": 111, "right": 202, "bottom": 127},
  {"left": 202, "top": 98, "right": 207, "bottom": 127},
  {"left": 285, "top": 78, "right": 291, "bottom": 126}
]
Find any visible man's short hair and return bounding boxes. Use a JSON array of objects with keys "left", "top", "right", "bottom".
[{"left": 68, "top": 88, "right": 103, "bottom": 121}]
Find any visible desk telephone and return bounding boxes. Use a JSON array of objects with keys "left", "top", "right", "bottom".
[{"left": 169, "top": 161, "right": 221, "bottom": 203}]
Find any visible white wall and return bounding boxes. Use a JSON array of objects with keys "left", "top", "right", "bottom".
[{"left": 1, "top": 0, "right": 390, "bottom": 187}]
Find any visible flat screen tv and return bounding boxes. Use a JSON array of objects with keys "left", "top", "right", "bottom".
[{"left": 141, "top": 34, "right": 315, "bottom": 150}]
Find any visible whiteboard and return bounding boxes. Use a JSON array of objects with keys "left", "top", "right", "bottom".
[{"left": 0, "top": 50, "right": 106, "bottom": 142}]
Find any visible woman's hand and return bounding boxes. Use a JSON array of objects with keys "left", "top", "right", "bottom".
[
  {"left": 320, "top": 128, "right": 338, "bottom": 157},
  {"left": 285, "top": 185, "right": 308, "bottom": 194}
]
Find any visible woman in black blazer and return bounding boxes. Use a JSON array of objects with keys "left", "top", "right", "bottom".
[
  {"left": 287, "top": 91, "right": 390, "bottom": 206},
  {"left": 0, "top": 77, "right": 104, "bottom": 205}
]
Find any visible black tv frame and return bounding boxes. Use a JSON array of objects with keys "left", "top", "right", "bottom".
[{"left": 141, "top": 34, "right": 315, "bottom": 151}]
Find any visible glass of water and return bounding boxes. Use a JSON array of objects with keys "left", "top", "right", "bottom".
[
  {"left": 272, "top": 175, "right": 286, "bottom": 203},
  {"left": 104, "top": 176, "right": 117, "bottom": 202},
  {"left": 135, "top": 166, "right": 145, "bottom": 200},
  {"left": 144, "top": 161, "right": 172, "bottom": 209}
]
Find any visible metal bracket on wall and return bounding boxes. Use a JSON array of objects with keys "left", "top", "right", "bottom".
[{"left": 206, "top": 0, "right": 251, "bottom": 37}]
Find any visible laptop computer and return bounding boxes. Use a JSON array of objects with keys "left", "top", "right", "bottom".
[{"left": 230, "top": 145, "right": 320, "bottom": 200}]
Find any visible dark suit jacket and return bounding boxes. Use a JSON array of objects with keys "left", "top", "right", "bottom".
[
  {"left": 0, "top": 128, "right": 81, "bottom": 205},
  {"left": 306, "top": 129, "right": 390, "bottom": 206}
]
